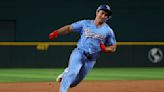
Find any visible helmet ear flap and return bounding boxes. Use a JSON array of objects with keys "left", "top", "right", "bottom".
[
  {"left": 104, "top": 16, "right": 111, "bottom": 22},
  {"left": 108, "top": 16, "right": 112, "bottom": 19},
  {"left": 107, "top": 10, "right": 112, "bottom": 20},
  {"left": 105, "top": 15, "right": 111, "bottom": 21}
]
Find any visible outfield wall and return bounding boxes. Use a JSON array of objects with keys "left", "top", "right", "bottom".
[
  {"left": 0, "top": 42, "right": 163, "bottom": 68},
  {"left": 0, "top": 0, "right": 164, "bottom": 42},
  {"left": 0, "top": 0, "right": 164, "bottom": 67}
]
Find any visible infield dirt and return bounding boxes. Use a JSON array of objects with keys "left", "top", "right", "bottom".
[{"left": 0, "top": 80, "right": 164, "bottom": 92}]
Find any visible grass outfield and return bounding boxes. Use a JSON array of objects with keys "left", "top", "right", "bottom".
[{"left": 0, "top": 68, "right": 164, "bottom": 82}]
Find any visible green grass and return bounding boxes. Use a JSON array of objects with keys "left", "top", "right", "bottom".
[
  {"left": 86, "top": 68, "right": 164, "bottom": 80},
  {"left": 0, "top": 68, "right": 164, "bottom": 82},
  {"left": 0, "top": 68, "right": 63, "bottom": 82}
]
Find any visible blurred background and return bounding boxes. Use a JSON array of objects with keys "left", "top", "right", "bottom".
[{"left": 0, "top": 0, "right": 164, "bottom": 68}]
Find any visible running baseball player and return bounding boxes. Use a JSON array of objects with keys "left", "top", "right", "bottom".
[{"left": 49, "top": 4, "right": 117, "bottom": 92}]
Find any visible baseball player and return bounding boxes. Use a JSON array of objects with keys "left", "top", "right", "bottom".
[{"left": 49, "top": 4, "right": 117, "bottom": 92}]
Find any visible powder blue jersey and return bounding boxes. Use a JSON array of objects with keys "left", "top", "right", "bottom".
[
  {"left": 71, "top": 20, "right": 116, "bottom": 54},
  {"left": 60, "top": 19, "right": 116, "bottom": 92}
]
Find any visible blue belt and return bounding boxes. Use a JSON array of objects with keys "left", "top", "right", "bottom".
[
  {"left": 83, "top": 51, "right": 92, "bottom": 60},
  {"left": 77, "top": 48, "right": 99, "bottom": 60}
]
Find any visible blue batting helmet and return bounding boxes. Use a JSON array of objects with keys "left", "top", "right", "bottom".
[{"left": 97, "top": 4, "right": 112, "bottom": 16}]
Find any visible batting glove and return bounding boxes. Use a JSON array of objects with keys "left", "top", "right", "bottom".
[
  {"left": 100, "top": 43, "right": 107, "bottom": 52},
  {"left": 49, "top": 31, "right": 58, "bottom": 40}
]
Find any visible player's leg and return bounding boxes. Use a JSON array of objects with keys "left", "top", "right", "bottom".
[
  {"left": 56, "top": 67, "right": 68, "bottom": 82},
  {"left": 60, "top": 49, "right": 83, "bottom": 92},
  {"left": 70, "top": 60, "right": 96, "bottom": 87}
]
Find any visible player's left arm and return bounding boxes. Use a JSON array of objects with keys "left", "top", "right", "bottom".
[
  {"left": 100, "top": 42, "right": 117, "bottom": 53},
  {"left": 100, "top": 29, "right": 117, "bottom": 53},
  {"left": 105, "top": 44, "right": 117, "bottom": 53}
]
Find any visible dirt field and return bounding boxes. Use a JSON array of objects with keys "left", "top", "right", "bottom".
[{"left": 0, "top": 80, "right": 164, "bottom": 92}]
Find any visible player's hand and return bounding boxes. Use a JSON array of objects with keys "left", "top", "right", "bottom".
[
  {"left": 49, "top": 31, "right": 58, "bottom": 40},
  {"left": 100, "top": 42, "right": 107, "bottom": 52}
]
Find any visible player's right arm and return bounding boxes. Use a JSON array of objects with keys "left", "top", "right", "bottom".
[
  {"left": 49, "top": 20, "right": 85, "bottom": 40},
  {"left": 49, "top": 25, "right": 73, "bottom": 40},
  {"left": 56, "top": 25, "right": 73, "bottom": 35}
]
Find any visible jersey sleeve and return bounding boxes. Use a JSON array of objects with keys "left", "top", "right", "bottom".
[
  {"left": 105, "top": 29, "right": 117, "bottom": 46},
  {"left": 71, "top": 20, "right": 85, "bottom": 33}
]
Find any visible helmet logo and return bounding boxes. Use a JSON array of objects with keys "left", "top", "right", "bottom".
[{"left": 106, "top": 5, "right": 110, "bottom": 10}]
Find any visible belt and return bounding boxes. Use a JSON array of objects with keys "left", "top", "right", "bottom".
[
  {"left": 83, "top": 52, "right": 92, "bottom": 60},
  {"left": 76, "top": 48, "right": 99, "bottom": 61}
]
